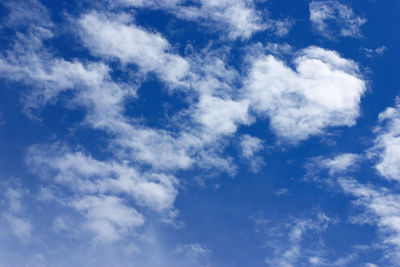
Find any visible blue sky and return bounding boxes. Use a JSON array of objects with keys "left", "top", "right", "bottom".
[{"left": 0, "top": 0, "right": 400, "bottom": 266}]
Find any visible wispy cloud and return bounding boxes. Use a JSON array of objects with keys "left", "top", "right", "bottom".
[
  {"left": 263, "top": 211, "right": 337, "bottom": 267},
  {"left": 111, "top": 0, "right": 291, "bottom": 40},
  {"left": 309, "top": 1, "right": 366, "bottom": 39},
  {"left": 338, "top": 178, "right": 400, "bottom": 264}
]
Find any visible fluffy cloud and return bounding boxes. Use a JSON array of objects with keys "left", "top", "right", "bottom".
[
  {"left": 244, "top": 46, "right": 366, "bottom": 143},
  {"left": 369, "top": 98, "right": 400, "bottom": 182},
  {"left": 79, "top": 12, "right": 189, "bottom": 86},
  {"left": 194, "top": 95, "right": 251, "bottom": 137},
  {"left": 309, "top": 1, "right": 366, "bottom": 39}
]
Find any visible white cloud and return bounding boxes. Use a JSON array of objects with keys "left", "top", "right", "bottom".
[
  {"left": 338, "top": 178, "right": 400, "bottom": 264},
  {"left": 194, "top": 95, "right": 251, "bottom": 137},
  {"left": 27, "top": 145, "right": 179, "bottom": 214},
  {"left": 309, "top": 1, "right": 366, "bottom": 39},
  {"left": 79, "top": 11, "right": 189, "bottom": 87},
  {"left": 113, "top": 0, "right": 272, "bottom": 40},
  {"left": 369, "top": 98, "right": 400, "bottom": 182},
  {"left": 0, "top": 185, "right": 32, "bottom": 241},
  {"left": 1, "top": 0, "right": 52, "bottom": 29},
  {"left": 273, "top": 18, "right": 295, "bottom": 37},
  {"left": 311, "top": 153, "right": 361, "bottom": 176},
  {"left": 0, "top": 3, "right": 372, "bottom": 257},
  {"left": 244, "top": 46, "right": 366, "bottom": 143},
  {"left": 239, "top": 134, "right": 264, "bottom": 172},
  {"left": 4, "top": 214, "right": 32, "bottom": 240},
  {"left": 265, "top": 212, "right": 335, "bottom": 267},
  {"left": 275, "top": 188, "right": 289, "bottom": 197},
  {"left": 362, "top": 46, "right": 387, "bottom": 58},
  {"left": 72, "top": 195, "right": 145, "bottom": 242},
  {"left": 175, "top": 243, "right": 212, "bottom": 266},
  {"left": 240, "top": 134, "right": 263, "bottom": 159},
  {"left": 173, "top": 0, "right": 269, "bottom": 40}
]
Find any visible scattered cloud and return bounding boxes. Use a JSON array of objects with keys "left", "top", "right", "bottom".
[
  {"left": 275, "top": 188, "right": 289, "bottom": 197},
  {"left": 309, "top": 1, "right": 366, "bottom": 39},
  {"left": 362, "top": 46, "right": 387, "bottom": 58},
  {"left": 264, "top": 212, "right": 336, "bottom": 267},
  {"left": 112, "top": 0, "right": 293, "bottom": 40},
  {"left": 0, "top": 1, "right": 395, "bottom": 266},
  {"left": 338, "top": 178, "right": 400, "bottom": 264}
]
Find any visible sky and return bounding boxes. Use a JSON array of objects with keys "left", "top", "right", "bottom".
[{"left": 0, "top": 0, "right": 399, "bottom": 266}]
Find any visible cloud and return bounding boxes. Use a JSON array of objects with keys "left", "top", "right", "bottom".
[
  {"left": 1, "top": 0, "right": 53, "bottom": 30},
  {"left": 72, "top": 195, "right": 145, "bottom": 242},
  {"left": 239, "top": 134, "right": 265, "bottom": 172},
  {"left": 309, "top": 1, "right": 366, "bottom": 39},
  {"left": 244, "top": 46, "right": 366, "bottom": 143},
  {"left": 338, "top": 178, "right": 400, "bottom": 264},
  {"left": 27, "top": 144, "right": 179, "bottom": 213},
  {"left": 275, "top": 188, "right": 289, "bottom": 197},
  {"left": 309, "top": 153, "right": 361, "bottom": 176},
  {"left": 362, "top": 46, "right": 387, "bottom": 58},
  {"left": 368, "top": 98, "right": 400, "bottom": 182},
  {"left": 264, "top": 212, "right": 335, "bottom": 267},
  {"left": 172, "top": 0, "right": 269, "bottom": 40},
  {"left": 79, "top": 11, "right": 190, "bottom": 87},
  {"left": 0, "top": 184, "right": 32, "bottom": 241},
  {"left": 112, "top": 0, "right": 294, "bottom": 40},
  {"left": 194, "top": 96, "right": 251, "bottom": 137},
  {"left": 175, "top": 243, "right": 212, "bottom": 266},
  {"left": 0, "top": 3, "right": 376, "bottom": 263}
]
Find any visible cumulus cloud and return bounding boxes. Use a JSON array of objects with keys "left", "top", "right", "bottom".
[
  {"left": 244, "top": 46, "right": 366, "bottom": 143},
  {"left": 309, "top": 1, "right": 366, "bottom": 39},
  {"left": 368, "top": 98, "right": 400, "bottom": 182},
  {"left": 79, "top": 11, "right": 189, "bottom": 86}
]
